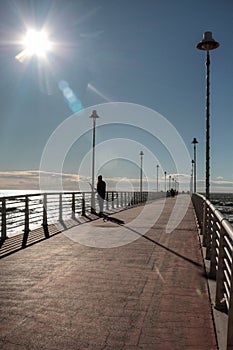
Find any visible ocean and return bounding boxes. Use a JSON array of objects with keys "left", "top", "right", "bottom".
[{"left": 209, "top": 192, "right": 233, "bottom": 224}]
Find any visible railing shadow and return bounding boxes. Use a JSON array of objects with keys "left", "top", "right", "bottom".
[{"left": 123, "top": 224, "right": 202, "bottom": 268}]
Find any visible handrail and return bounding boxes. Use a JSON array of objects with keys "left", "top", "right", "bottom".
[
  {"left": 0, "top": 191, "right": 165, "bottom": 244},
  {"left": 192, "top": 193, "right": 233, "bottom": 350}
]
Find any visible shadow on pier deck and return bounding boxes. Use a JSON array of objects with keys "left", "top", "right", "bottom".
[{"left": 0, "top": 195, "right": 218, "bottom": 350}]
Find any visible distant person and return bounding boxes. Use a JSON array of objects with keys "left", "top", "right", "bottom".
[
  {"left": 170, "top": 188, "right": 175, "bottom": 198},
  {"left": 97, "top": 175, "right": 106, "bottom": 216}
]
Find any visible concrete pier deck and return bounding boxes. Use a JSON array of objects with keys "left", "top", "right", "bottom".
[{"left": 0, "top": 196, "right": 218, "bottom": 349}]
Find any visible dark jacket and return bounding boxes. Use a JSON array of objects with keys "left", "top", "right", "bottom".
[{"left": 97, "top": 180, "right": 106, "bottom": 199}]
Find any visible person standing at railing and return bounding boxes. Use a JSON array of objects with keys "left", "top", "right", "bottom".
[{"left": 97, "top": 175, "right": 106, "bottom": 216}]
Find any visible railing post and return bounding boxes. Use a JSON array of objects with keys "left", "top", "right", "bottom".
[
  {"left": 116, "top": 192, "right": 119, "bottom": 208},
  {"left": 202, "top": 201, "right": 207, "bottom": 244},
  {"left": 22, "top": 196, "right": 30, "bottom": 248},
  {"left": 196, "top": 196, "right": 204, "bottom": 234},
  {"left": 209, "top": 218, "right": 218, "bottom": 278},
  {"left": 82, "top": 193, "right": 85, "bottom": 216},
  {"left": 227, "top": 259, "right": 233, "bottom": 350},
  {"left": 106, "top": 192, "right": 109, "bottom": 210},
  {"left": 215, "top": 223, "right": 227, "bottom": 312},
  {"left": 1, "top": 198, "right": 7, "bottom": 241},
  {"left": 205, "top": 205, "right": 212, "bottom": 260},
  {"left": 72, "top": 193, "right": 75, "bottom": 219},
  {"left": 112, "top": 192, "right": 114, "bottom": 209},
  {"left": 59, "top": 194, "right": 63, "bottom": 221},
  {"left": 42, "top": 194, "right": 49, "bottom": 238},
  {"left": 120, "top": 192, "right": 123, "bottom": 207}
]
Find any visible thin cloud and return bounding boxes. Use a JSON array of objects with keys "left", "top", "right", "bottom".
[{"left": 0, "top": 171, "right": 232, "bottom": 192}]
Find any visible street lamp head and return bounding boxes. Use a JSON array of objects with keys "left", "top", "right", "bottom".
[
  {"left": 192, "top": 137, "right": 198, "bottom": 145},
  {"left": 89, "top": 110, "right": 100, "bottom": 119},
  {"left": 196, "top": 31, "right": 219, "bottom": 51},
  {"left": 139, "top": 151, "right": 144, "bottom": 156}
]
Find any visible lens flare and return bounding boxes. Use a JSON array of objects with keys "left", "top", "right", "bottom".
[{"left": 59, "top": 80, "right": 83, "bottom": 113}]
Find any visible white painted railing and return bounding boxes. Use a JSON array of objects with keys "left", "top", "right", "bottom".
[{"left": 192, "top": 193, "right": 233, "bottom": 350}]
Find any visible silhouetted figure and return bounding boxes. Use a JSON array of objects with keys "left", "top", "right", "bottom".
[
  {"left": 170, "top": 188, "right": 175, "bottom": 198},
  {"left": 97, "top": 175, "right": 106, "bottom": 216}
]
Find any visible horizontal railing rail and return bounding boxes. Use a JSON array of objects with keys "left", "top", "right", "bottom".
[
  {"left": 0, "top": 191, "right": 165, "bottom": 244},
  {"left": 192, "top": 193, "right": 233, "bottom": 350}
]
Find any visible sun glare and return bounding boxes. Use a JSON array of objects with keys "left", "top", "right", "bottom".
[
  {"left": 15, "top": 28, "right": 52, "bottom": 62},
  {"left": 24, "top": 29, "right": 51, "bottom": 57}
]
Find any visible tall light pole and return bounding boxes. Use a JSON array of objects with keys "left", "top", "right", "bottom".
[
  {"left": 191, "top": 160, "right": 195, "bottom": 193},
  {"left": 196, "top": 31, "right": 219, "bottom": 200},
  {"left": 90, "top": 110, "right": 100, "bottom": 213},
  {"left": 164, "top": 171, "right": 167, "bottom": 193},
  {"left": 156, "top": 165, "right": 159, "bottom": 192},
  {"left": 192, "top": 137, "right": 198, "bottom": 193},
  {"left": 176, "top": 178, "right": 179, "bottom": 193},
  {"left": 139, "top": 151, "right": 144, "bottom": 195},
  {"left": 169, "top": 175, "right": 171, "bottom": 191}
]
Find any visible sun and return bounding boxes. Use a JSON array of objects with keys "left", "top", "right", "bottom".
[
  {"left": 15, "top": 28, "right": 52, "bottom": 62},
  {"left": 23, "top": 29, "right": 51, "bottom": 57}
]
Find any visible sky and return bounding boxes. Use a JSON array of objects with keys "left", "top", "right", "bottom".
[{"left": 0, "top": 0, "right": 232, "bottom": 193}]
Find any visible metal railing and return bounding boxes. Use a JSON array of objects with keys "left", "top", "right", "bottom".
[
  {"left": 0, "top": 191, "right": 165, "bottom": 244},
  {"left": 192, "top": 193, "right": 233, "bottom": 350}
]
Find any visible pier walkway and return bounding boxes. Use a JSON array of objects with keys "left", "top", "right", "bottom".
[{"left": 0, "top": 196, "right": 218, "bottom": 350}]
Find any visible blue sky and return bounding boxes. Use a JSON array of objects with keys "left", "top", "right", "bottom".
[{"left": 0, "top": 0, "right": 232, "bottom": 192}]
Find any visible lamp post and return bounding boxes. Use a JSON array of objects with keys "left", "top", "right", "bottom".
[
  {"left": 169, "top": 175, "right": 171, "bottom": 191},
  {"left": 192, "top": 137, "right": 198, "bottom": 193},
  {"left": 176, "top": 179, "right": 179, "bottom": 193},
  {"left": 191, "top": 160, "right": 195, "bottom": 193},
  {"left": 139, "top": 151, "right": 144, "bottom": 195},
  {"left": 196, "top": 31, "right": 219, "bottom": 200},
  {"left": 164, "top": 171, "right": 167, "bottom": 193},
  {"left": 156, "top": 165, "right": 159, "bottom": 192},
  {"left": 90, "top": 110, "right": 100, "bottom": 213}
]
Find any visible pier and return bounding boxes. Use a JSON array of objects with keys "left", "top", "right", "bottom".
[{"left": 0, "top": 194, "right": 233, "bottom": 349}]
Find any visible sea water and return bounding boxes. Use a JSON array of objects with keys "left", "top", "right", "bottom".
[{"left": 209, "top": 193, "right": 233, "bottom": 224}]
